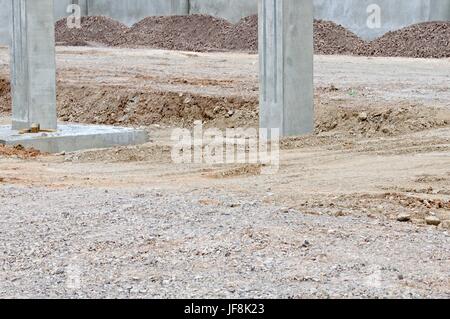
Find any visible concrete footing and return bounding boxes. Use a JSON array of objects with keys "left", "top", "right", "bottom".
[
  {"left": 0, "top": 124, "right": 149, "bottom": 153},
  {"left": 6, "top": 0, "right": 149, "bottom": 154}
]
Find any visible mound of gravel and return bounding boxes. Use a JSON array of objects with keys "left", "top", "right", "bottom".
[
  {"left": 0, "top": 78, "right": 11, "bottom": 113},
  {"left": 314, "top": 20, "right": 368, "bottom": 56},
  {"left": 54, "top": 15, "right": 450, "bottom": 58},
  {"left": 113, "top": 14, "right": 233, "bottom": 52},
  {"left": 55, "top": 16, "right": 128, "bottom": 46},
  {"left": 366, "top": 21, "right": 450, "bottom": 58},
  {"left": 224, "top": 15, "right": 259, "bottom": 52}
]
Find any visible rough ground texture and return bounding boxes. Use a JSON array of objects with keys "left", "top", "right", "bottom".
[
  {"left": 0, "top": 48, "right": 449, "bottom": 298},
  {"left": 55, "top": 15, "right": 450, "bottom": 58},
  {"left": 0, "top": 185, "right": 448, "bottom": 298}
]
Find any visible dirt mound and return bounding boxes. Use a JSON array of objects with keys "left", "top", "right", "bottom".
[
  {"left": 0, "top": 78, "right": 11, "bottom": 113},
  {"left": 366, "top": 22, "right": 450, "bottom": 59},
  {"left": 224, "top": 15, "right": 258, "bottom": 52},
  {"left": 56, "top": 87, "right": 258, "bottom": 128},
  {"left": 112, "top": 14, "right": 233, "bottom": 52},
  {"left": 0, "top": 145, "right": 44, "bottom": 159},
  {"left": 54, "top": 15, "right": 450, "bottom": 58},
  {"left": 314, "top": 20, "right": 368, "bottom": 56},
  {"left": 54, "top": 85, "right": 450, "bottom": 138},
  {"left": 2, "top": 79, "right": 448, "bottom": 137},
  {"left": 55, "top": 16, "right": 128, "bottom": 46},
  {"left": 316, "top": 103, "right": 450, "bottom": 137}
]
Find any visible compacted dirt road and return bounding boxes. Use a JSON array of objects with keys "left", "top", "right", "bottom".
[{"left": 0, "top": 47, "right": 449, "bottom": 298}]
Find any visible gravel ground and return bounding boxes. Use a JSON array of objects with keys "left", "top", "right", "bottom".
[{"left": 0, "top": 185, "right": 448, "bottom": 299}]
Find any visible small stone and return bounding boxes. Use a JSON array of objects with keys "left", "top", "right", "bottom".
[
  {"left": 425, "top": 216, "right": 441, "bottom": 226},
  {"left": 302, "top": 240, "right": 311, "bottom": 248},
  {"left": 334, "top": 210, "right": 345, "bottom": 217},
  {"left": 358, "top": 112, "right": 368, "bottom": 121},
  {"left": 397, "top": 214, "right": 411, "bottom": 222},
  {"left": 398, "top": 274, "right": 404, "bottom": 280}
]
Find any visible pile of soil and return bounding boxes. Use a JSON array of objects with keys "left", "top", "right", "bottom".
[
  {"left": 55, "top": 16, "right": 128, "bottom": 46},
  {"left": 223, "top": 15, "right": 259, "bottom": 52},
  {"left": 0, "top": 145, "right": 44, "bottom": 159},
  {"left": 222, "top": 16, "right": 370, "bottom": 55},
  {"left": 55, "top": 86, "right": 450, "bottom": 137},
  {"left": 0, "top": 78, "right": 11, "bottom": 113},
  {"left": 314, "top": 19, "right": 368, "bottom": 56},
  {"left": 56, "top": 87, "right": 258, "bottom": 128},
  {"left": 112, "top": 15, "right": 233, "bottom": 52},
  {"left": 367, "top": 21, "right": 450, "bottom": 59},
  {"left": 55, "top": 15, "right": 450, "bottom": 58},
  {"left": 315, "top": 102, "right": 450, "bottom": 137},
  {"left": 1, "top": 80, "right": 449, "bottom": 137}
]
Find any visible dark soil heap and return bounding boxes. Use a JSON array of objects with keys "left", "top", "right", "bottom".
[
  {"left": 366, "top": 21, "right": 450, "bottom": 59},
  {"left": 112, "top": 15, "right": 233, "bottom": 52},
  {"left": 55, "top": 16, "right": 129, "bottom": 46},
  {"left": 55, "top": 15, "right": 450, "bottom": 58},
  {"left": 314, "top": 19, "right": 368, "bottom": 55},
  {"left": 223, "top": 15, "right": 259, "bottom": 52},
  {"left": 0, "top": 78, "right": 11, "bottom": 113}
]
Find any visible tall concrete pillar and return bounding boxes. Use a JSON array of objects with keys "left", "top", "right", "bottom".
[
  {"left": 259, "top": 0, "right": 314, "bottom": 137},
  {"left": 10, "top": 0, "right": 57, "bottom": 130}
]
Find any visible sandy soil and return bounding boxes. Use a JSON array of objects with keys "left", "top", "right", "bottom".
[{"left": 0, "top": 46, "right": 449, "bottom": 298}]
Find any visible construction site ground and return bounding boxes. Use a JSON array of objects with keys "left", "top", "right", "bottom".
[{"left": 0, "top": 46, "right": 449, "bottom": 298}]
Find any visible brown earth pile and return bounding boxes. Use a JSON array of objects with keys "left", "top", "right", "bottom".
[
  {"left": 367, "top": 21, "right": 450, "bottom": 59},
  {"left": 314, "top": 19, "right": 368, "bottom": 55},
  {"left": 56, "top": 87, "right": 257, "bottom": 128},
  {"left": 223, "top": 15, "right": 259, "bottom": 52},
  {"left": 55, "top": 15, "right": 450, "bottom": 58},
  {"left": 0, "top": 145, "right": 44, "bottom": 159},
  {"left": 55, "top": 16, "right": 128, "bottom": 46},
  {"left": 223, "top": 16, "right": 369, "bottom": 55},
  {"left": 315, "top": 101, "right": 450, "bottom": 137},
  {"left": 112, "top": 15, "right": 233, "bottom": 52},
  {"left": 58, "top": 87, "right": 450, "bottom": 137},
  {"left": 0, "top": 78, "right": 11, "bottom": 113}
]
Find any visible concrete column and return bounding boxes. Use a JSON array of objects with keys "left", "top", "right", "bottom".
[
  {"left": 259, "top": 0, "right": 314, "bottom": 136},
  {"left": 10, "top": 0, "right": 57, "bottom": 130}
]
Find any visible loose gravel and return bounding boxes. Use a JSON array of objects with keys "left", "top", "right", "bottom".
[{"left": 0, "top": 185, "right": 449, "bottom": 298}]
